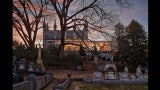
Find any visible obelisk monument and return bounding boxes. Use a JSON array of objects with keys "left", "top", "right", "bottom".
[{"left": 37, "top": 44, "right": 44, "bottom": 70}]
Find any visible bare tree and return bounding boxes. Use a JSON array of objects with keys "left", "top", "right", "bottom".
[
  {"left": 48, "top": 0, "right": 131, "bottom": 58},
  {"left": 13, "top": 0, "right": 52, "bottom": 48}
]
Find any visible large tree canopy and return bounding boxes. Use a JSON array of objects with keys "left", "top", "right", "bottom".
[
  {"left": 126, "top": 19, "right": 148, "bottom": 67},
  {"left": 114, "top": 19, "right": 148, "bottom": 72},
  {"left": 13, "top": 0, "right": 52, "bottom": 48},
  {"left": 48, "top": 0, "right": 132, "bottom": 57},
  {"left": 13, "top": 0, "right": 132, "bottom": 58}
]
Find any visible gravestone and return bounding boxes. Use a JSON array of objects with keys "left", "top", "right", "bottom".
[
  {"left": 93, "top": 71, "right": 103, "bottom": 80},
  {"left": 118, "top": 66, "right": 130, "bottom": 80},
  {"left": 136, "top": 65, "right": 142, "bottom": 75},
  {"left": 130, "top": 74, "right": 137, "bottom": 80},
  {"left": 104, "top": 62, "right": 112, "bottom": 71},
  {"left": 36, "top": 44, "right": 46, "bottom": 74},
  {"left": 17, "top": 59, "right": 26, "bottom": 74},
  {"left": 124, "top": 66, "right": 129, "bottom": 73},
  {"left": 28, "top": 62, "right": 35, "bottom": 73},
  {"left": 104, "top": 60, "right": 118, "bottom": 80},
  {"left": 136, "top": 65, "right": 143, "bottom": 79},
  {"left": 105, "top": 71, "right": 118, "bottom": 79},
  {"left": 67, "top": 72, "right": 71, "bottom": 78},
  {"left": 119, "top": 72, "right": 130, "bottom": 80}
]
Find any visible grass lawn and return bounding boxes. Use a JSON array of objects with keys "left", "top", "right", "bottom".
[{"left": 67, "top": 81, "right": 148, "bottom": 90}]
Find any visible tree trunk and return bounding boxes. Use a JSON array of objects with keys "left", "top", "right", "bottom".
[
  {"left": 59, "top": 26, "right": 66, "bottom": 59},
  {"left": 28, "top": 40, "right": 35, "bottom": 49}
]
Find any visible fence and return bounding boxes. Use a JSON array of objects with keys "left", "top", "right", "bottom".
[
  {"left": 13, "top": 81, "right": 32, "bottom": 90},
  {"left": 13, "top": 73, "right": 53, "bottom": 90}
]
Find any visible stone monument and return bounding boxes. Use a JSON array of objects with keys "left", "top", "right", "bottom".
[
  {"left": 104, "top": 60, "right": 118, "bottom": 79},
  {"left": 17, "top": 59, "right": 26, "bottom": 74},
  {"left": 136, "top": 65, "right": 143, "bottom": 79},
  {"left": 28, "top": 62, "right": 35, "bottom": 72},
  {"left": 93, "top": 71, "right": 103, "bottom": 80},
  {"left": 124, "top": 66, "right": 129, "bottom": 73},
  {"left": 119, "top": 66, "right": 130, "bottom": 80},
  {"left": 36, "top": 44, "right": 45, "bottom": 72},
  {"left": 136, "top": 65, "right": 142, "bottom": 76}
]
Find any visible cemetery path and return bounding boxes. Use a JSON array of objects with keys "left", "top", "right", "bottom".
[{"left": 52, "top": 69, "right": 94, "bottom": 79}]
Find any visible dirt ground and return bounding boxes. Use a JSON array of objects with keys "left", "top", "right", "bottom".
[
  {"left": 42, "top": 69, "right": 95, "bottom": 90},
  {"left": 51, "top": 69, "right": 94, "bottom": 79}
]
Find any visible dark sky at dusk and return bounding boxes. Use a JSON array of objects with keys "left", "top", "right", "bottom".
[{"left": 119, "top": 0, "right": 148, "bottom": 32}]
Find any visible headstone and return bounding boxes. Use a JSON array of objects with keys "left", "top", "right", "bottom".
[
  {"left": 67, "top": 72, "right": 71, "bottom": 78},
  {"left": 17, "top": 59, "right": 26, "bottom": 74},
  {"left": 130, "top": 74, "right": 137, "bottom": 80},
  {"left": 136, "top": 65, "right": 144, "bottom": 80},
  {"left": 104, "top": 63, "right": 111, "bottom": 71},
  {"left": 37, "top": 44, "right": 44, "bottom": 71},
  {"left": 105, "top": 71, "right": 117, "bottom": 79},
  {"left": 28, "top": 62, "right": 35, "bottom": 72},
  {"left": 119, "top": 72, "right": 129, "bottom": 80},
  {"left": 136, "top": 65, "right": 142, "bottom": 76},
  {"left": 124, "top": 66, "right": 128, "bottom": 73},
  {"left": 93, "top": 71, "right": 103, "bottom": 80}
]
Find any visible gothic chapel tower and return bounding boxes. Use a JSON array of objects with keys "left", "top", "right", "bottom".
[
  {"left": 43, "top": 18, "right": 48, "bottom": 48},
  {"left": 83, "top": 20, "right": 88, "bottom": 40}
]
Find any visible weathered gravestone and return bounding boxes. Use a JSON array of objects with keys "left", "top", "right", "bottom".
[
  {"left": 118, "top": 66, "right": 130, "bottom": 80},
  {"left": 119, "top": 72, "right": 130, "bottom": 80},
  {"left": 17, "top": 59, "right": 26, "bottom": 74},
  {"left": 105, "top": 71, "right": 118, "bottom": 80},
  {"left": 93, "top": 71, "right": 103, "bottom": 80},
  {"left": 124, "top": 66, "right": 129, "bottom": 74},
  {"left": 104, "top": 61, "right": 118, "bottom": 80},
  {"left": 28, "top": 62, "right": 35, "bottom": 73},
  {"left": 136, "top": 65, "right": 143, "bottom": 79}
]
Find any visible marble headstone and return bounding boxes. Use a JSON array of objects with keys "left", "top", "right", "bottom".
[
  {"left": 28, "top": 62, "right": 34, "bottom": 72},
  {"left": 119, "top": 72, "right": 129, "bottom": 80},
  {"left": 124, "top": 66, "right": 128, "bottom": 73},
  {"left": 93, "top": 71, "right": 103, "bottom": 80},
  {"left": 136, "top": 65, "right": 142, "bottom": 76},
  {"left": 105, "top": 72, "right": 118, "bottom": 79}
]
